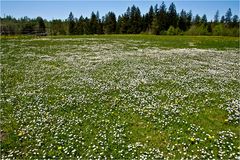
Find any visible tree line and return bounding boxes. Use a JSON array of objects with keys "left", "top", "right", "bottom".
[{"left": 1, "top": 2, "right": 239, "bottom": 36}]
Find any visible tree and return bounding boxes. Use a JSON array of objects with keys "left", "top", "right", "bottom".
[
  {"left": 83, "top": 17, "right": 91, "bottom": 34},
  {"left": 178, "top": 10, "right": 187, "bottom": 31},
  {"left": 207, "top": 22, "right": 212, "bottom": 33},
  {"left": 116, "top": 15, "right": 122, "bottom": 33},
  {"left": 119, "top": 7, "right": 131, "bottom": 34},
  {"left": 148, "top": 5, "right": 154, "bottom": 31},
  {"left": 167, "top": 2, "right": 178, "bottom": 28},
  {"left": 96, "top": 11, "right": 103, "bottom": 34},
  {"left": 103, "top": 11, "right": 116, "bottom": 34},
  {"left": 75, "top": 16, "right": 85, "bottom": 35},
  {"left": 186, "top": 11, "right": 192, "bottom": 29},
  {"left": 90, "top": 12, "right": 98, "bottom": 34},
  {"left": 225, "top": 8, "right": 232, "bottom": 25},
  {"left": 21, "top": 22, "right": 35, "bottom": 34},
  {"left": 151, "top": 4, "right": 160, "bottom": 34},
  {"left": 158, "top": 2, "right": 167, "bottom": 31},
  {"left": 214, "top": 10, "right": 219, "bottom": 23},
  {"left": 232, "top": 15, "right": 239, "bottom": 27},
  {"left": 129, "top": 5, "right": 142, "bottom": 34},
  {"left": 194, "top": 14, "right": 201, "bottom": 25},
  {"left": 36, "top": 17, "right": 46, "bottom": 34},
  {"left": 201, "top": 14, "right": 207, "bottom": 25},
  {"left": 151, "top": 15, "right": 159, "bottom": 34},
  {"left": 68, "top": 12, "right": 75, "bottom": 35},
  {"left": 50, "top": 19, "right": 66, "bottom": 35},
  {"left": 220, "top": 16, "right": 225, "bottom": 23}
]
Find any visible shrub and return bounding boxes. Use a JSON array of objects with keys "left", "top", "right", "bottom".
[
  {"left": 167, "top": 26, "right": 176, "bottom": 35},
  {"left": 185, "top": 25, "right": 209, "bottom": 36}
]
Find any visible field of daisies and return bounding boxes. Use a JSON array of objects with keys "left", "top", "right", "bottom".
[{"left": 1, "top": 35, "right": 239, "bottom": 159}]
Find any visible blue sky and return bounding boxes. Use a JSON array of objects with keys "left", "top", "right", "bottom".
[{"left": 1, "top": 1, "right": 239, "bottom": 21}]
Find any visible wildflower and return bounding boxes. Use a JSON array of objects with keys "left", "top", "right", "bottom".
[
  {"left": 208, "top": 135, "right": 214, "bottom": 139},
  {"left": 190, "top": 137, "right": 195, "bottom": 142},
  {"left": 18, "top": 131, "right": 25, "bottom": 136}
]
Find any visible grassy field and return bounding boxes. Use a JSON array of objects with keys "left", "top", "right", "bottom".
[{"left": 1, "top": 35, "right": 240, "bottom": 159}]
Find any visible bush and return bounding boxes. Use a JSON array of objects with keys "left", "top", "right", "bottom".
[
  {"left": 185, "top": 25, "right": 209, "bottom": 36},
  {"left": 167, "top": 26, "right": 176, "bottom": 35},
  {"left": 213, "top": 24, "right": 239, "bottom": 37},
  {"left": 167, "top": 26, "right": 182, "bottom": 35}
]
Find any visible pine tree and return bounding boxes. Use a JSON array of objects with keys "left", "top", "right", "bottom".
[
  {"left": 119, "top": 7, "right": 131, "bottom": 34},
  {"left": 151, "top": 15, "right": 159, "bottom": 35},
  {"left": 178, "top": 10, "right": 187, "bottom": 31},
  {"left": 103, "top": 11, "right": 116, "bottom": 34},
  {"left": 220, "top": 16, "right": 225, "bottom": 23},
  {"left": 90, "top": 12, "right": 98, "bottom": 34},
  {"left": 159, "top": 2, "right": 167, "bottom": 32},
  {"left": 50, "top": 19, "right": 66, "bottom": 35},
  {"left": 151, "top": 4, "right": 159, "bottom": 34},
  {"left": 36, "top": 16, "right": 46, "bottom": 34},
  {"left": 186, "top": 11, "right": 192, "bottom": 29},
  {"left": 232, "top": 15, "right": 239, "bottom": 27},
  {"left": 75, "top": 16, "right": 85, "bottom": 35},
  {"left": 68, "top": 12, "right": 75, "bottom": 35},
  {"left": 96, "top": 11, "right": 103, "bottom": 34},
  {"left": 148, "top": 5, "right": 154, "bottom": 31},
  {"left": 214, "top": 10, "right": 219, "bottom": 23},
  {"left": 129, "top": 5, "right": 142, "bottom": 34},
  {"left": 167, "top": 2, "right": 178, "bottom": 29},
  {"left": 201, "top": 14, "right": 207, "bottom": 25},
  {"left": 194, "top": 14, "right": 201, "bottom": 25},
  {"left": 225, "top": 8, "right": 232, "bottom": 25}
]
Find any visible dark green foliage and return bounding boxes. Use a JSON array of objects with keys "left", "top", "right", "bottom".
[
  {"left": 75, "top": 16, "right": 85, "bottom": 35},
  {"left": 103, "top": 12, "right": 117, "bottom": 34},
  {"left": 21, "top": 22, "right": 35, "bottom": 35},
  {"left": 232, "top": 15, "right": 239, "bottom": 28},
  {"left": 68, "top": 12, "right": 75, "bottom": 35},
  {"left": 225, "top": 8, "right": 232, "bottom": 25},
  {"left": 214, "top": 10, "right": 219, "bottom": 23},
  {"left": 119, "top": 7, "right": 131, "bottom": 34},
  {"left": 158, "top": 2, "right": 167, "bottom": 31},
  {"left": 36, "top": 17, "right": 46, "bottom": 34},
  {"left": 130, "top": 6, "right": 142, "bottom": 34},
  {"left": 220, "top": 16, "right": 225, "bottom": 23},
  {"left": 186, "top": 11, "right": 192, "bottom": 29},
  {"left": 178, "top": 10, "right": 187, "bottom": 31},
  {"left": 194, "top": 14, "right": 201, "bottom": 25},
  {"left": 146, "top": 5, "right": 154, "bottom": 32},
  {"left": 201, "top": 14, "right": 208, "bottom": 26},
  {"left": 50, "top": 19, "right": 66, "bottom": 35},
  {"left": 167, "top": 3, "right": 178, "bottom": 28},
  {"left": 0, "top": 4, "right": 239, "bottom": 36}
]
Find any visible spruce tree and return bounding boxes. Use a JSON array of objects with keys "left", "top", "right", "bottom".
[
  {"left": 201, "top": 14, "right": 207, "bottom": 26},
  {"left": 68, "top": 12, "right": 75, "bottom": 35},
  {"left": 214, "top": 10, "right": 219, "bottom": 23},
  {"left": 167, "top": 2, "right": 178, "bottom": 28},
  {"left": 103, "top": 12, "right": 116, "bottom": 34},
  {"left": 178, "top": 10, "right": 187, "bottom": 31},
  {"left": 225, "top": 8, "right": 232, "bottom": 25},
  {"left": 159, "top": 2, "right": 167, "bottom": 32},
  {"left": 36, "top": 16, "right": 46, "bottom": 34},
  {"left": 147, "top": 5, "right": 154, "bottom": 31}
]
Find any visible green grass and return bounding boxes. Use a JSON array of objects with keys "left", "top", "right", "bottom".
[
  {"left": 1, "top": 35, "right": 240, "bottom": 159},
  {"left": 2, "top": 35, "right": 239, "bottom": 50}
]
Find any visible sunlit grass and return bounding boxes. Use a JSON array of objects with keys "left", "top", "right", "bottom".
[{"left": 1, "top": 35, "right": 239, "bottom": 159}]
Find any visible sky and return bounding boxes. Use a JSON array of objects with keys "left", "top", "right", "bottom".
[{"left": 1, "top": 1, "right": 239, "bottom": 21}]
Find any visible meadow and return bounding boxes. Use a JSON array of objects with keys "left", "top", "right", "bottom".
[{"left": 1, "top": 35, "right": 240, "bottom": 159}]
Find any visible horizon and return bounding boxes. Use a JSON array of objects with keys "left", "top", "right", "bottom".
[{"left": 1, "top": 1, "right": 239, "bottom": 21}]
